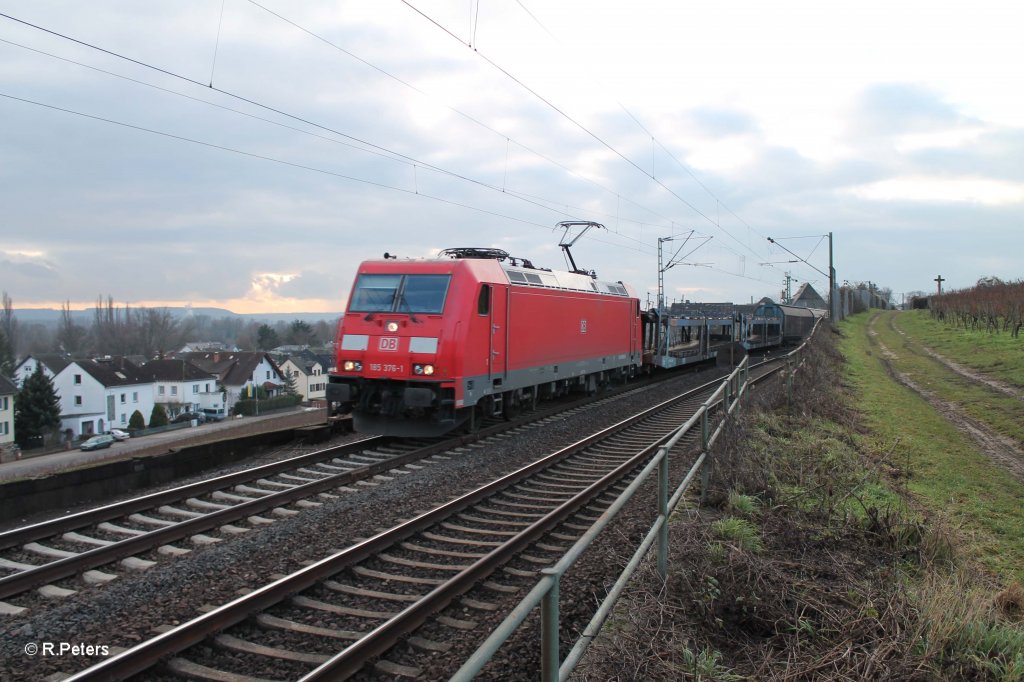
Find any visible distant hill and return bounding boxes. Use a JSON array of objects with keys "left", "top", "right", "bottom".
[{"left": 14, "top": 307, "right": 342, "bottom": 326}]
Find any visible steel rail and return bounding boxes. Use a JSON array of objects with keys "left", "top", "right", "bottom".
[
  {"left": 0, "top": 371, "right": 693, "bottom": 605},
  {"left": 312, "top": 361, "right": 785, "bottom": 680},
  {"left": 62, "top": 373, "right": 730, "bottom": 681},
  {"left": 0, "top": 434, "right": 458, "bottom": 601},
  {"left": 0, "top": 363, "right": 681, "bottom": 550},
  {"left": 0, "top": 435, "right": 382, "bottom": 550},
  {"left": 300, "top": 413, "right": 695, "bottom": 680},
  {"left": 452, "top": 357, "right": 785, "bottom": 681}
]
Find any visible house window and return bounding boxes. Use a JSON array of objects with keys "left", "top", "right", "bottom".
[
  {"left": 0, "top": 396, "right": 7, "bottom": 410},
  {"left": 120, "top": 414, "right": 127, "bottom": 424},
  {"left": 75, "top": 396, "right": 83, "bottom": 406},
  {"left": 193, "top": 384, "right": 199, "bottom": 394},
  {"left": 205, "top": 383, "right": 210, "bottom": 392},
  {"left": 158, "top": 386, "right": 165, "bottom": 396},
  {"left": 74, "top": 374, "right": 82, "bottom": 385},
  {"left": 120, "top": 393, "right": 126, "bottom": 404},
  {"left": 133, "top": 392, "right": 138, "bottom": 403},
  {"left": 266, "top": 371, "right": 271, "bottom": 380},
  {"left": 171, "top": 386, "right": 177, "bottom": 396},
  {"left": 0, "top": 422, "right": 7, "bottom": 435}
]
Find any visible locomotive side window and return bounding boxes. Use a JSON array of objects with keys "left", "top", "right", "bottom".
[
  {"left": 350, "top": 274, "right": 401, "bottom": 312},
  {"left": 478, "top": 285, "right": 491, "bottom": 315},
  {"left": 350, "top": 273, "right": 451, "bottom": 314}
]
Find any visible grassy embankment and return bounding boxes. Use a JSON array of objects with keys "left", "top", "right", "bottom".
[
  {"left": 847, "top": 309, "right": 1024, "bottom": 581},
  {"left": 897, "top": 308, "right": 1024, "bottom": 388},
  {"left": 874, "top": 309, "right": 1024, "bottom": 445},
  {"left": 577, "top": 315, "right": 1024, "bottom": 680}
]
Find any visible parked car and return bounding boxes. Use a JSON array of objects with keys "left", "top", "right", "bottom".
[
  {"left": 109, "top": 428, "right": 131, "bottom": 441},
  {"left": 80, "top": 434, "right": 115, "bottom": 451},
  {"left": 172, "top": 412, "right": 206, "bottom": 424},
  {"left": 201, "top": 408, "right": 226, "bottom": 422}
]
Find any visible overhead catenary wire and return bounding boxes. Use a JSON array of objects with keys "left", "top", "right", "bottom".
[
  {"left": 0, "top": 33, "right": 672, "bottom": 256},
  {"left": 0, "top": 91, "right": 560, "bottom": 230},
  {"left": 0, "top": 8, "right": 689, "bottom": 256},
  {"left": 401, "top": 0, "right": 726, "bottom": 232},
  {"left": 1, "top": 8, "right": 781, "bottom": 289},
  {"left": 240, "top": 1, "right": 684, "bottom": 240},
  {"left": 398, "top": 2, "right": 773, "bottom": 263}
]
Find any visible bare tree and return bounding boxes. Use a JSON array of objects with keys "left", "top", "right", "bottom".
[
  {"left": 57, "top": 300, "right": 89, "bottom": 355},
  {"left": 138, "top": 308, "right": 191, "bottom": 358},
  {"left": 1, "top": 291, "right": 17, "bottom": 357}
]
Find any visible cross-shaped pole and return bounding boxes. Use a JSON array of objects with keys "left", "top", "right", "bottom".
[{"left": 934, "top": 274, "right": 945, "bottom": 294}]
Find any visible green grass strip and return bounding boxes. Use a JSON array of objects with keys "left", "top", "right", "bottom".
[
  {"left": 839, "top": 312, "right": 1024, "bottom": 583},
  {"left": 896, "top": 310, "right": 1024, "bottom": 388},
  {"left": 871, "top": 311, "right": 1024, "bottom": 446}
]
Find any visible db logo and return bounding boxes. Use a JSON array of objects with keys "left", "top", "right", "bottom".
[
  {"left": 580, "top": 319, "right": 588, "bottom": 334},
  {"left": 379, "top": 337, "right": 399, "bottom": 352}
]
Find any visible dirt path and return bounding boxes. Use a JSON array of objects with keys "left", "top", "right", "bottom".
[
  {"left": 887, "top": 315, "right": 1024, "bottom": 402},
  {"left": 867, "top": 313, "right": 1024, "bottom": 484}
]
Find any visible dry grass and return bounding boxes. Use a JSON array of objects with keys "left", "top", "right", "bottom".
[{"left": 574, "top": 327, "right": 1024, "bottom": 681}]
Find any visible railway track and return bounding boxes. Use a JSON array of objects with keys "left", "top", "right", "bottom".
[
  {"left": 62, "top": 359, "right": 781, "bottom": 681},
  {"left": 0, "top": 370, "right": 698, "bottom": 616},
  {"left": 0, "top": 436, "right": 435, "bottom": 614}
]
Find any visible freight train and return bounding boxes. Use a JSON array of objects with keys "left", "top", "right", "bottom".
[{"left": 327, "top": 243, "right": 822, "bottom": 436}]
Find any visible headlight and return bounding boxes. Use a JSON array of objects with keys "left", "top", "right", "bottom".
[
  {"left": 386, "top": 321, "right": 399, "bottom": 332},
  {"left": 343, "top": 360, "right": 363, "bottom": 371},
  {"left": 414, "top": 364, "right": 435, "bottom": 376}
]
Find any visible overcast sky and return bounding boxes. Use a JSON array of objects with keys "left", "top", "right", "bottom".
[{"left": 2, "top": 0, "right": 1020, "bottom": 313}]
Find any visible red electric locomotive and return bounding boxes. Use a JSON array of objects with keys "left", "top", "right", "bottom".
[{"left": 327, "top": 247, "right": 643, "bottom": 436}]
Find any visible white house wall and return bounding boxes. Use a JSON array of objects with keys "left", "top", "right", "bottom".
[
  {"left": 54, "top": 363, "right": 157, "bottom": 437},
  {"left": 154, "top": 378, "right": 219, "bottom": 417},
  {"left": 0, "top": 392, "right": 13, "bottom": 447},
  {"left": 14, "top": 357, "right": 56, "bottom": 388}
]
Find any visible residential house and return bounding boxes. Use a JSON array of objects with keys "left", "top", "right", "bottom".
[
  {"left": 139, "top": 358, "right": 222, "bottom": 420},
  {"left": 52, "top": 357, "right": 155, "bottom": 438},
  {"left": 14, "top": 353, "right": 73, "bottom": 388},
  {"left": 175, "top": 351, "right": 286, "bottom": 411},
  {"left": 279, "top": 350, "right": 332, "bottom": 403},
  {"left": 0, "top": 375, "right": 15, "bottom": 456}
]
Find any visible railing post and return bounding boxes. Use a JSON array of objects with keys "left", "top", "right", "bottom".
[
  {"left": 733, "top": 371, "right": 742, "bottom": 415},
  {"left": 540, "top": 568, "right": 560, "bottom": 681},
  {"left": 700, "top": 406, "right": 709, "bottom": 451},
  {"left": 657, "top": 447, "right": 669, "bottom": 579},
  {"left": 699, "top": 452, "right": 711, "bottom": 506},
  {"left": 699, "top": 406, "right": 711, "bottom": 505},
  {"left": 786, "top": 359, "right": 794, "bottom": 405}
]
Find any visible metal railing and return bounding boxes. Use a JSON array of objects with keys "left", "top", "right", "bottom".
[{"left": 452, "top": 324, "right": 823, "bottom": 681}]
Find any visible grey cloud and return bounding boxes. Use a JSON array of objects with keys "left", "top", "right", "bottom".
[
  {"left": 276, "top": 270, "right": 345, "bottom": 300},
  {"left": 854, "top": 83, "right": 969, "bottom": 135},
  {"left": 686, "top": 107, "right": 758, "bottom": 137}
]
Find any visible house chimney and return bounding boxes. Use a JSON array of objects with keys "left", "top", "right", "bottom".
[{"left": 213, "top": 352, "right": 220, "bottom": 363}]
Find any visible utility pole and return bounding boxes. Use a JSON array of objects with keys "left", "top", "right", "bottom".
[
  {"left": 829, "top": 232, "right": 836, "bottom": 320},
  {"left": 657, "top": 237, "right": 670, "bottom": 313},
  {"left": 934, "top": 274, "right": 945, "bottom": 294}
]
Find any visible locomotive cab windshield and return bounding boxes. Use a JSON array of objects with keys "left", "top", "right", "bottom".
[{"left": 350, "top": 273, "right": 451, "bottom": 314}]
